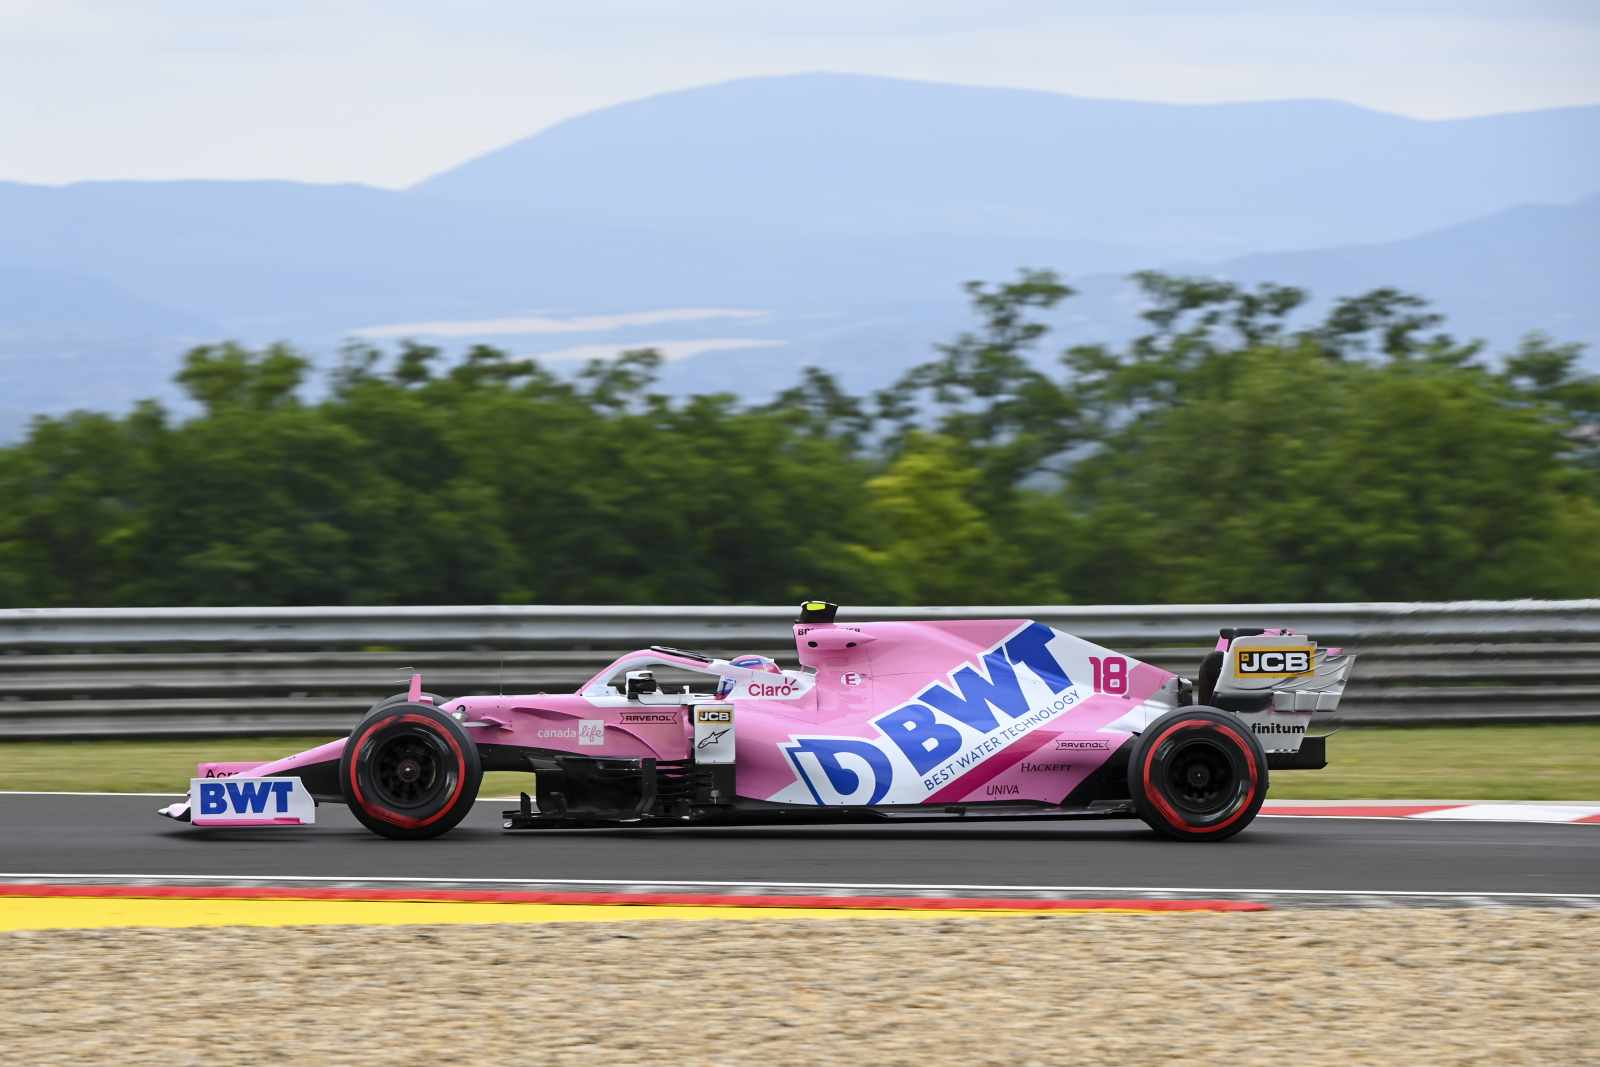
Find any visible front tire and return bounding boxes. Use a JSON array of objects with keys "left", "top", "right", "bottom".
[
  {"left": 1128, "top": 707, "right": 1267, "bottom": 841},
  {"left": 374, "top": 691, "right": 446, "bottom": 710},
  {"left": 340, "top": 702, "right": 481, "bottom": 840}
]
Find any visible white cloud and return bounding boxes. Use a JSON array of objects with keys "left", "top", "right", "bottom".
[{"left": 527, "top": 338, "right": 787, "bottom": 363}]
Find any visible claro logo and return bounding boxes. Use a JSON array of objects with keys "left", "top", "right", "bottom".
[
  {"left": 1234, "top": 646, "right": 1315, "bottom": 677},
  {"left": 747, "top": 680, "right": 799, "bottom": 698}
]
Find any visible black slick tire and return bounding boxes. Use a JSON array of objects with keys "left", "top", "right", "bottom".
[
  {"left": 1128, "top": 707, "right": 1267, "bottom": 842},
  {"left": 340, "top": 702, "right": 482, "bottom": 840}
]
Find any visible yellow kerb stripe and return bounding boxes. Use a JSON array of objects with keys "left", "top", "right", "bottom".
[{"left": 0, "top": 897, "right": 1159, "bottom": 931}]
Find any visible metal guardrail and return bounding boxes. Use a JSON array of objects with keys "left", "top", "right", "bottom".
[{"left": 1, "top": 601, "right": 1597, "bottom": 738}]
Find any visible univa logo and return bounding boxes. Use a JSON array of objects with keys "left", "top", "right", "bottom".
[{"left": 784, "top": 622, "right": 1074, "bottom": 805}]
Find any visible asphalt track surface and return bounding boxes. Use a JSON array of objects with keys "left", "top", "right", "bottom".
[{"left": 2, "top": 794, "right": 1597, "bottom": 903}]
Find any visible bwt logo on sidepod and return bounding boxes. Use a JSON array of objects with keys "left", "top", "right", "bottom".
[{"left": 783, "top": 622, "right": 1074, "bottom": 805}]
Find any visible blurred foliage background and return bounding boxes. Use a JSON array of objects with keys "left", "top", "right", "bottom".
[{"left": 3, "top": 270, "right": 1597, "bottom": 607}]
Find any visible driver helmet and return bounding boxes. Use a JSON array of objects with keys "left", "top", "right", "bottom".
[{"left": 716, "top": 654, "right": 782, "bottom": 698}]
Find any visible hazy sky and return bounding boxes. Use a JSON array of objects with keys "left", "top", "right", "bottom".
[{"left": 3, "top": 1, "right": 1597, "bottom": 188}]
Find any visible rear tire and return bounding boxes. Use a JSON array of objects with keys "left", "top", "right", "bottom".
[
  {"left": 340, "top": 702, "right": 481, "bottom": 840},
  {"left": 1128, "top": 707, "right": 1266, "bottom": 841}
]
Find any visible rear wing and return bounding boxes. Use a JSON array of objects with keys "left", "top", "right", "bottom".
[
  {"left": 1200, "top": 628, "right": 1356, "bottom": 763},
  {"left": 1213, "top": 629, "right": 1355, "bottom": 712}
]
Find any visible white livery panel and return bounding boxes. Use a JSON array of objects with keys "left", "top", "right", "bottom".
[{"left": 187, "top": 776, "right": 315, "bottom": 826}]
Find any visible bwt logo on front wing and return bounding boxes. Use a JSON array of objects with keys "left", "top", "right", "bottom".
[
  {"left": 198, "top": 779, "right": 295, "bottom": 815},
  {"left": 1234, "top": 646, "right": 1315, "bottom": 676},
  {"left": 189, "top": 775, "right": 315, "bottom": 825},
  {"left": 783, "top": 622, "right": 1076, "bottom": 805}
]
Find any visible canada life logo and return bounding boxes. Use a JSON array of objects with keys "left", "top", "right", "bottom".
[{"left": 782, "top": 622, "right": 1073, "bottom": 805}]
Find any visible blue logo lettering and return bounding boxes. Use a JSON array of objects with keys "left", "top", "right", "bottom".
[
  {"left": 1003, "top": 622, "right": 1074, "bottom": 694},
  {"left": 784, "top": 738, "right": 892, "bottom": 805},
  {"left": 920, "top": 652, "right": 1026, "bottom": 734},
  {"left": 998, "top": 620, "right": 1075, "bottom": 697},
  {"left": 877, "top": 623, "right": 1073, "bottom": 770},
  {"left": 877, "top": 703, "right": 962, "bottom": 774},
  {"left": 786, "top": 622, "right": 1077, "bottom": 804},
  {"left": 225, "top": 780, "right": 276, "bottom": 814},
  {"left": 198, "top": 781, "right": 227, "bottom": 815}
]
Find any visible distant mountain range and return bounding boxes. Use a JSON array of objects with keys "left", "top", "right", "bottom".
[
  {"left": 644, "top": 192, "right": 1600, "bottom": 401},
  {"left": 1, "top": 73, "right": 1596, "bottom": 435},
  {"left": 417, "top": 73, "right": 1600, "bottom": 257}
]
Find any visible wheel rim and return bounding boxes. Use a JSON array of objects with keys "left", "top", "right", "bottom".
[
  {"left": 366, "top": 725, "right": 456, "bottom": 811},
  {"left": 1161, "top": 735, "right": 1242, "bottom": 818}
]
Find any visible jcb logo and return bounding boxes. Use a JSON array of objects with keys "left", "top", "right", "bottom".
[
  {"left": 1235, "top": 647, "right": 1314, "bottom": 676},
  {"left": 696, "top": 707, "right": 733, "bottom": 723}
]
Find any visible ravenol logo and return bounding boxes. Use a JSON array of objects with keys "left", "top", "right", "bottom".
[
  {"left": 1235, "top": 646, "right": 1315, "bottom": 677},
  {"left": 783, "top": 622, "right": 1075, "bottom": 805},
  {"left": 197, "top": 779, "right": 296, "bottom": 816}
]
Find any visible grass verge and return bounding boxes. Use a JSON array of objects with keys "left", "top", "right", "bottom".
[
  {"left": 0, "top": 736, "right": 531, "bottom": 798},
  {"left": 1267, "top": 722, "right": 1599, "bottom": 800},
  {"left": 0, "top": 724, "right": 1595, "bottom": 800}
]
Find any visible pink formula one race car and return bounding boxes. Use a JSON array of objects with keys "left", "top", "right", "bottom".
[{"left": 159, "top": 602, "right": 1354, "bottom": 841}]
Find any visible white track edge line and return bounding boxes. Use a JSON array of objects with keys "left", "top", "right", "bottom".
[
  {"left": 1, "top": 873, "right": 1595, "bottom": 900},
  {"left": 1257, "top": 813, "right": 1599, "bottom": 825}
]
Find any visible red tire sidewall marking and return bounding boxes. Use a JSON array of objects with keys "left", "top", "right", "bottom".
[
  {"left": 348, "top": 712, "right": 468, "bottom": 829},
  {"left": 1141, "top": 718, "right": 1259, "bottom": 835}
]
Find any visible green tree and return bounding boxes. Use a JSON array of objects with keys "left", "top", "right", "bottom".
[
  {"left": 849, "top": 434, "right": 1026, "bottom": 603},
  {"left": 0, "top": 275, "right": 1594, "bottom": 611},
  {"left": 1064, "top": 343, "right": 1600, "bottom": 602},
  {"left": 881, "top": 270, "right": 1084, "bottom": 506}
]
